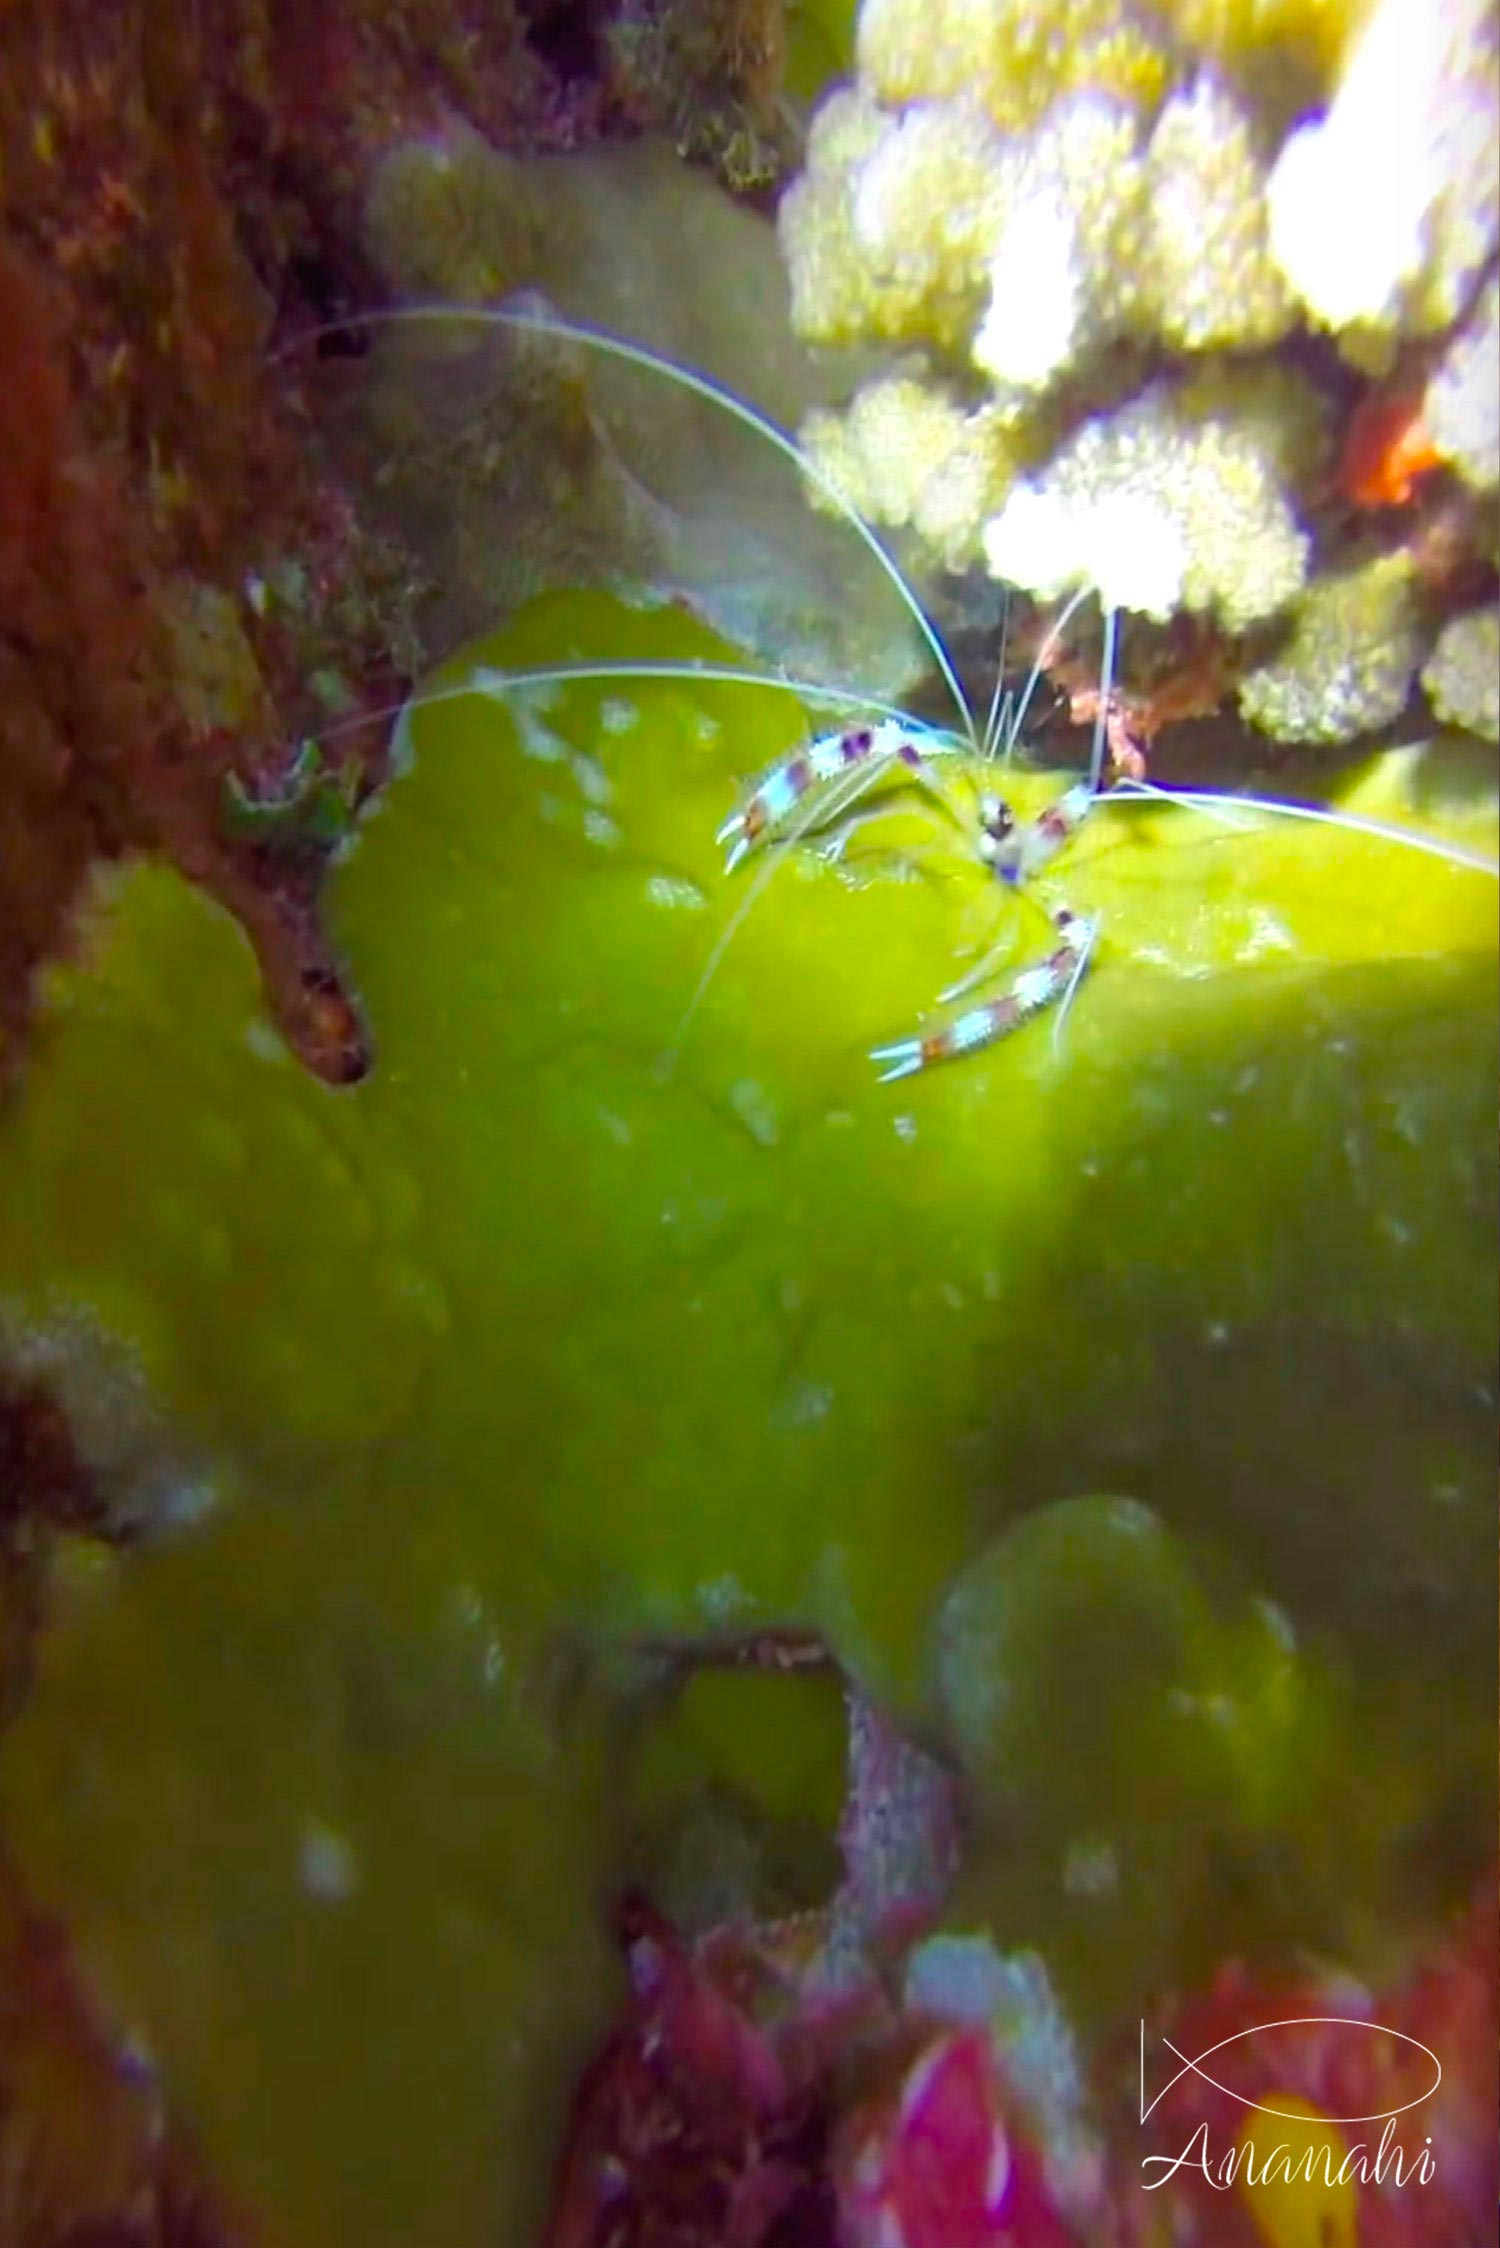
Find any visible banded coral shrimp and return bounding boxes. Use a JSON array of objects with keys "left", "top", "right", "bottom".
[{"left": 275, "top": 299, "right": 1500, "bottom": 1084}]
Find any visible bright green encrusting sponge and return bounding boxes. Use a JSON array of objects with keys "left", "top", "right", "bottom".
[{"left": 0, "top": 586, "right": 1495, "bottom": 2246}]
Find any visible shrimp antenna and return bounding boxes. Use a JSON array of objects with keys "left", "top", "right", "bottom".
[
  {"left": 1087, "top": 604, "right": 1118, "bottom": 798},
  {"left": 272, "top": 300, "right": 978, "bottom": 751},
  {"left": 1111, "top": 778, "right": 1500, "bottom": 878},
  {"left": 998, "top": 582, "right": 1094, "bottom": 763},
  {"left": 281, "top": 660, "right": 967, "bottom": 770},
  {"left": 979, "top": 588, "right": 1013, "bottom": 763}
]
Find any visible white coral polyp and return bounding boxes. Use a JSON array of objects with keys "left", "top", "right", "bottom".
[
  {"left": 973, "top": 191, "right": 1082, "bottom": 388},
  {"left": 850, "top": 116, "right": 931, "bottom": 265},
  {"left": 858, "top": 0, "right": 1009, "bottom": 104},
  {"left": 1083, "top": 490, "right": 1189, "bottom": 617},
  {"left": 981, "top": 483, "right": 1076, "bottom": 600},
  {"left": 850, "top": 100, "right": 1001, "bottom": 278},
  {"left": 1266, "top": 0, "right": 1499, "bottom": 337},
  {"left": 981, "top": 483, "right": 1187, "bottom": 619},
  {"left": 1267, "top": 123, "right": 1421, "bottom": 334}
]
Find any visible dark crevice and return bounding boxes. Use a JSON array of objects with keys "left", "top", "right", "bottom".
[{"left": 519, "top": 0, "right": 607, "bottom": 87}]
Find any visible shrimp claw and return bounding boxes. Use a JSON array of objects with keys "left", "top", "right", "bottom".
[
  {"left": 719, "top": 719, "right": 957, "bottom": 873},
  {"left": 870, "top": 908, "right": 1099, "bottom": 1081}
]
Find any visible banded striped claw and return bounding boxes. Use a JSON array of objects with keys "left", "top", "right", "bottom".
[
  {"left": 717, "top": 719, "right": 958, "bottom": 874},
  {"left": 870, "top": 909, "right": 1099, "bottom": 1082}
]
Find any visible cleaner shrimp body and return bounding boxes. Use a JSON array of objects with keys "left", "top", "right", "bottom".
[
  {"left": 978, "top": 780, "right": 1095, "bottom": 885},
  {"left": 714, "top": 713, "right": 1111, "bottom": 1079},
  {"left": 706, "top": 573, "right": 1121, "bottom": 1080},
  {"left": 275, "top": 299, "right": 1499, "bottom": 1085}
]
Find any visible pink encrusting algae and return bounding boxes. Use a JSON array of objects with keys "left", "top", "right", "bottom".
[{"left": 836, "top": 2026, "right": 1084, "bottom": 2248}]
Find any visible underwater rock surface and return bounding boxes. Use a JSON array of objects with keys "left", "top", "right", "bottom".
[
  {"left": 0, "top": 591, "right": 1494, "bottom": 2243},
  {"left": 347, "top": 134, "right": 930, "bottom": 699}
]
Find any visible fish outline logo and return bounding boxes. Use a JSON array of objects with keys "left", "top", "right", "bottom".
[{"left": 1138, "top": 2015, "right": 1443, "bottom": 2127}]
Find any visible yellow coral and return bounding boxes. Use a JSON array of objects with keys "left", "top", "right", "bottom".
[
  {"left": 780, "top": 88, "right": 955, "bottom": 344},
  {"left": 1238, "top": 553, "right": 1424, "bottom": 740},
  {"left": 846, "top": 98, "right": 1008, "bottom": 328},
  {"left": 1266, "top": 0, "right": 1499, "bottom": 350},
  {"left": 1422, "top": 605, "right": 1500, "bottom": 741},
  {"left": 1143, "top": 74, "right": 1294, "bottom": 350},
  {"left": 857, "top": 0, "right": 1172, "bottom": 129},
  {"left": 802, "top": 377, "right": 965, "bottom": 523},
  {"left": 803, "top": 378, "right": 1029, "bottom": 567},
  {"left": 973, "top": 93, "right": 1146, "bottom": 393},
  {"left": 777, "top": 0, "right": 1487, "bottom": 740},
  {"left": 981, "top": 370, "right": 1321, "bottom": 628},
  {"left": 1160, "top": 0, "right": 1373, "bottom": 91},
  {"left": 782, "top": 38, "right": 1307, "bottom": 387},
  {"left": 1426, "top": 276, "right": 1500, "bottom": 494}
]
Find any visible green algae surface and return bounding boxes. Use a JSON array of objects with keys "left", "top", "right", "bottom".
[{"left": 0, "top": 589, "right": 1494, "bottom": 2244}]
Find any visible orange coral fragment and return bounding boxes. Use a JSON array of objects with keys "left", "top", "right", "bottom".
[{"left": 1340, "top": 379, "right": 1443, "bottom": 509}]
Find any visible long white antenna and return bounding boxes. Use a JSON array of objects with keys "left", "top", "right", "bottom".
[
  {"left": 1000, "top": 582, "right": 1093, "bottom": 763},
  {"left": 297, "top": 660, "right": 968, "bottom": 766},
  {"left": 273, "top": 301, "right": 978, "bottom": 750},
  {"left": 1088, "top": 604, "right": 1118, "bottom": 796},
  {"left": 1111, "top": 780, "right": 1500, "bottom": 878},
  {"left": 980, "top": 588, "right": 1013, "bottom": 762}
]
